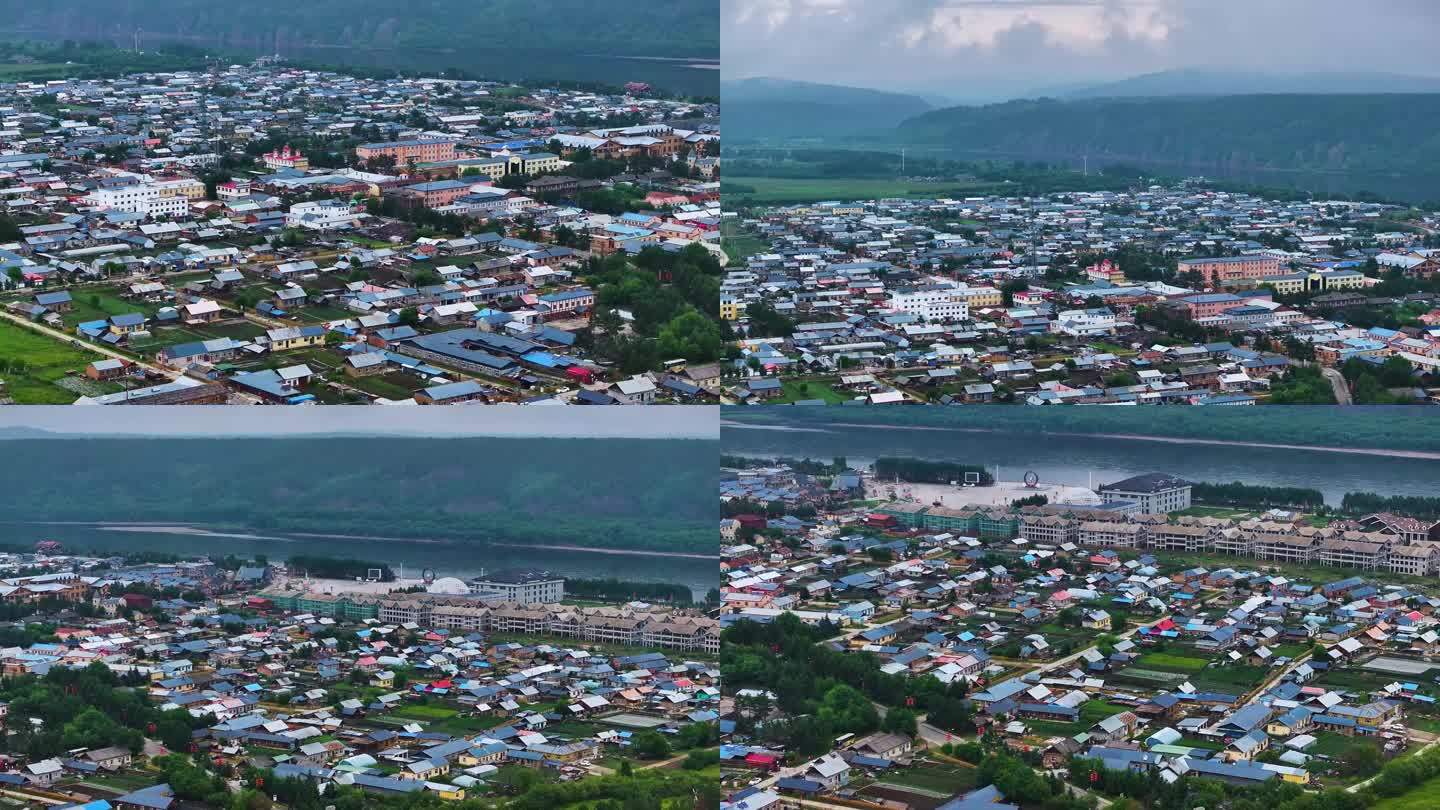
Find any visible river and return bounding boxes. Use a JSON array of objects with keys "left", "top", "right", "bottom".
[
  {"left": 2, "top": 522, "right": 715, "bottom": 599},
  {"left": 721, "top": 421, "right": 1440, "bottom": 505}
]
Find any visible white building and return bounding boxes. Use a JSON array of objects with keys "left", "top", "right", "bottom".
[
  {"left": 286, "top": 199, "right": 362, "bottom": 231},
  {"left": 1099, "top": 473, "right": 1193, "bottom": 515},
  {"left": 887, "top": 284, "right": 971, "bottom": 323},
  {"left": 1055, "top": 308, "right": 1118, "bottom": 337},
  {"left": 85, "top": 183, "right": 190, "bottom": 218},
  {"left": 469, "top": 570, "right": 565, "bottom": 604}
]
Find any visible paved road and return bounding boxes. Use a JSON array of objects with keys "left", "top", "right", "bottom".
[
  {"left": 0, "top": 309, "right": 174, "bottom": 378},
  {"left": 1321, "top": 366, "right": 1353, "bottom": 405}
]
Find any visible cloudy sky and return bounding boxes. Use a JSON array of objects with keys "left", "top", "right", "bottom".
[
  {"left": 0, "top": 407, "right": 718, "bottom": 439},
  {"left": 723, "top": 0, "right": 1440, "bottom": 98}
]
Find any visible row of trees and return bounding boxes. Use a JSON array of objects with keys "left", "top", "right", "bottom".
[
  {"left": 1191, "top": 481, "right": 1326, "bottom": 510},
  {"left": 1341, "top": 491, "right": 1440, "bottom": 519}
]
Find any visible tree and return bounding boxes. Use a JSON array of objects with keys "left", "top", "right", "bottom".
[
  {"left": 882, "top": 707, "right": 918, "bottom": 737},
  {"left": 397, "top": 308, "right": 419, "bottom": 327},
  {"left": 631, "top": 730, "right": 672, "bottom": 760}
]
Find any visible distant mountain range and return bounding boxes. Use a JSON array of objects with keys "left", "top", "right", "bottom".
[
  {"left": 724, "top": 77, "right": 931, "bottom": 139},
  {"left": 723, "top": 71, "right": 1440, "bottom": 200},
  {"left": 1041, "top": 68, "right": 1440, "bottom": 99}
]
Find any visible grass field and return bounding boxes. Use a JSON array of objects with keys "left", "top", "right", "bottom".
[
  {"left": 60, "top": 290, "right": 157, "bottom": 328},
  {"left": 1373, "top": 776, "right": 1440, "bottom": 810},
  {"left": 0, "top": 63, "right": 79, "bottom": 79},
  {"left": 1174, "top": 506, "right": 1254, "bottom": 519},
  {"left": 774, "top": 378, "right": 852, "bottom": 404},
  {"left": 1079, "top": 701, "right": 1130, "bottom": 724},
  {"left": 1307, "top": 732, "right": 1367, "bottom": 757},
  {"left": 725, "top": 176, "right": 986, "bottom": 204},
  {"left": 721, "top": 220, "right": 769, "bottom": 266},
  {"left": 345, "top": 371, "right": 424, "bottom": 400},
  {"left": 1135, "top": 652, "right": 1210, "bottom": 673},
  {"left": 0, "top": 320, "right": 104, "bottom": 403},
  {"left": 878, "top": 764, "right": 978, "bottom": 795},
  {"left": 392, "top": 704, "right": 459, "bottom": 720}
]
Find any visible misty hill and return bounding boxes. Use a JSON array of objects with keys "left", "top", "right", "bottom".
[
  {"left": 0, "top": 437, "right": 716, "bottom": 553},
  {"left": 725, "top": 78, "right": 931, "bottom": 139},
  {"left": 0, "top": 0, "right": 716, "bottom": 58},
  {"left": 1056, "top": 68, "right": 1440, "bottom": 99},
  {"left": 899, "top": 94, "right": 1440, "bottom": 183}
]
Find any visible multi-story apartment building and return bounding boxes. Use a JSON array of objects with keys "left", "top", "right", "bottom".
[
  {"left": 1179, "top": 254, "right": 1286, "bottom": 285},
  {"left": 1389, "top": 544, "right": 1438, "bottom": 576},
  {"left": 1098, "top": 473, "right": 1193, "bottom": 515},
  {"left": 471, "top": 570, "right": 565, "bottom": 603},
  {"left": 357, "top": 138, "right": 460, "bottom": 165},
  {"left": 1020, "top": 515, "right": 1077, "bottom": 545},
  {"left": 1150, "top": 524, "right": 1213, "bottom": 552},
  {"left": 1078, "top": 521, "right": 1145, "bottom": 548},
  {"left": 1318, "top": 538, "right": 1390, "bottom": 570},
  {"left": 1254, "top": 534, "right": 1319, "bottom": 565},
  {"left": 887, "top": 284, "right": 971, "bottom": 323}
]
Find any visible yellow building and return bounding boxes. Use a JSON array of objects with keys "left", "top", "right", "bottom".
[
  {"left": 955, "top": 285, "right": 1004, "bottom": 308},
  {"left": 720, "top": 295, "right": 741, "bottom": 321},
  {"left": 155, "top": 178, "right": 206, "bottom": 200},
  {"left": 1264, "top": 270, "right": 1368, "bottom": 296}
]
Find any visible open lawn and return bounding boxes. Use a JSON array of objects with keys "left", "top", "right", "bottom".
[{"left": 0, "top": 320, "right": 106, "bottom": 403}]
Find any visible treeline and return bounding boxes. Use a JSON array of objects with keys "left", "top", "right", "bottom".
[
  {"left": 721, "top": 455, "right": 848, "bottom": 475},
  {"left": 288, "top": 555, "right": 393, "bottom": 582},
  {"left": 875, "top": 457, "right": 993, "bottom": 486},
  {"left": 1342, "top": 492, "right": 1440, "bottom": 519},
  {"left": 0, "top": 437, "right": 715, "bottom": 553},
  {"left": 725, "top": 406, "right": 1440, "bottom": 454},
  {"left": 1192, "top": 481, "right": 1325, "bottom": 510},
  {"left": 565, "top": 577, "right": 693, "bottom": 605}
]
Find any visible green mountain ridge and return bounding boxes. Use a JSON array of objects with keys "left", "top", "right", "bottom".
[
  {"left": 724, "top": 77, "right": 931, "bottom": 138},
  {"left": 0, "top": 0, "right": 717, "bottom": 59},
  {"left": 897, "top": 93, "right": 1440, "bottom": 181}
]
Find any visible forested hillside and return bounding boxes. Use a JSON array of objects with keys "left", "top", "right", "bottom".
[
  {"left": 724, "top": 78, "right": 931, "bottom": 139},
  {"left": 0, "top": 0, "right": 717, "bottom": 58},
  {"left": 899, "top": 94, "right": 1440, "bottom": 179},
  {"left": 0, "top": 437, "right": 716, "bottom": 553}
]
